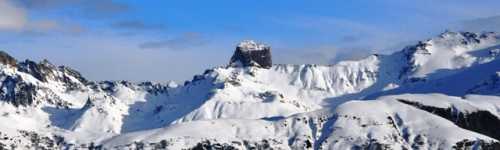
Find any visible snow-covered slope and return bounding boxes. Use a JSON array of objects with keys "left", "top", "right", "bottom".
[
  {"left": 0, "top": 31, "right": 500, "bottom": 150},
  {"left": 104, "top": 94, "right": 500, "bottom": 149}
]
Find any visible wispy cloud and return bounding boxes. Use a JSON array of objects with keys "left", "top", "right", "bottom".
[
  {"left": 272, "top": 15, "right": 421, "bottom": 57},
  {"left": 3, "top": 0, "right": 500, "bottom": 82},
  {"left": 139, "top": 32, "right": 207, "bottom": 50},
  {"left": 0, "top": 0, "right": 28, "bottom": 31},
  {"left": 81, "top": 0, "right": 130, "bottom": 17},
  {"left": 111, "top": 20, "right": 166, "bottom": 31},
  {"left": 0, "top": 0, "right": 87, "bottom": 36}
]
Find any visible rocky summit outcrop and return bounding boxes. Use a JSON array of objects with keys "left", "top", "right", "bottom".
[
  {"left": 1, "top": 31, "right": 500, "bottom": 149},
  {"left": 0, "top": 51, "right": 17, "bottom": 67},
  {"left": 0, "top": 51, "right": 90, "bottom": 107},
  {"left": 229, "top": 40, "right": 272, "bottom": 68}
]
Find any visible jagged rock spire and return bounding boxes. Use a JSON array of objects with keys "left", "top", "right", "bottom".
[{"left": 229, "top": 40, "right": 272, "bottom": 68}]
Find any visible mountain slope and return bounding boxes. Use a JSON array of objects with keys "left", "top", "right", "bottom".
[
  {"left": 0, "top": 32, "right": 499, "bottom": 149},
  {"left": 104, "top": 94, "right": 500, "bottom": 149}
]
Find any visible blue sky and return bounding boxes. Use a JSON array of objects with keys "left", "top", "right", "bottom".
[{"left": 1, "top": 0, "right": 500, "bottom": 82}]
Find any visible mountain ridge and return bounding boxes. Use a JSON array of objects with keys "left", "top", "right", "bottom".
[{"left": 0, "top": 31, "right": 500, "bottom": 149}]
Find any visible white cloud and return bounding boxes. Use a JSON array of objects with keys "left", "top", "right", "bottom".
[
  {"left": 0, "top": 0, "right": 83, "bottom": 34},
  {"left": 26, "top": 19, "right": 85, "bottom": 34},
  {"left": 0, "top": 0, "right": 28, "bottom": 30}
]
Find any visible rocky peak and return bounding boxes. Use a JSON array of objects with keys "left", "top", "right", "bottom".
[
  {"left": 400, "top": 31, "right": 500, "bottom": 78},
  {"left": 58, "top": 65, "right": 88, "bottom": 84},
  {"left": 403, "top": 31, "right": 493, "bottom": 56},
  {"left": 17, "top": 59, "right": 57, "bottom": 82},
  {"left": 0, "top": 51, "right": 17, "bottom": 67},
  {"left": 40, "top": 59, "right": 56, "bottom": 69},
  {"left": 436, "top": 31, "right": 499, "bottom": 46},
  {"left": 14, "top": 57, "right": 88, "bottom": 86},
  {"left": 229, "top": 40, "right": 272, "bottom": 68}
]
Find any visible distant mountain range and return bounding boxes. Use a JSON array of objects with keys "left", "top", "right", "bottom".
[{"left": 0, "top": 31, "right": 499, "bottom": 149}]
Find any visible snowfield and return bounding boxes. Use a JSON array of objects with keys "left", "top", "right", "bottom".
[{"left": 0, "top": 31, "right": 500, "bottom": 149}]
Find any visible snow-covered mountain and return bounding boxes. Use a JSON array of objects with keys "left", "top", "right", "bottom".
[{"left": 1, "top": 31, "right": 500, "bottom": 149}]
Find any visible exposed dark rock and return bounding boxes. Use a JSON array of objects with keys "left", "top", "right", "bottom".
[
  {"left": 0, "top": 51, "right": 17, "bottom": 67},
  {"left": 191, "top": 140, "right": 238, "bottom": 150},
  {"left": 58, "top": 65, "right": 88, "bottom": 84},
  {"left": 453, "top": 139, "right": 500, "bottom": 150},
  {"left": 0, "top": 75, "right": 37, "bottom": 107},
  {"left": 399, "top": 41, "right": 431, "bottom": 80},
  {"left": 82, "top": 97, "right": 95, "bottom": 110},
  {"left": 99, "top": 81, "right": 117, "bottom": 93},
  {"left": 190, "top": 139, "right": 278, "bottom": 150},
  {"left": 138, "top": 82, "right": 170, "bottom": 95},
  {"left": 355, "top": 141, "right": 392, "bottom": 150},
  {"left": 0, "top": 71, "right": 74, "bottom": 107},
  {"left": 18, "top": 60, "right": 54, "bottom": 82},
  {"left": 439, "top": 31, "right": 487, "bottom": 45},
  {"left": 16, "top": 59, "right": 88, "bottom": 91},
  {"left": 397, "top": 99, "right": 500, "bottom": 141},
  {"left": 229, "top": 40, "right": 272, "bottom": 69}
]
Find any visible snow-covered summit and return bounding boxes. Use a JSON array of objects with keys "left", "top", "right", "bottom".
[
  {"left": 1, "top": 31, "right": 500, "bottom": 149},
  {"left": 400, "top": 31, "right": 500, "bottom": 80},
  {"left": 237, "top": 40, "right": 269, "bottom": 51}
]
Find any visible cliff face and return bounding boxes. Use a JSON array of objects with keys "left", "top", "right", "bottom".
[{"left": 229, "top": 40, "right": 272, "bottom": 68}]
